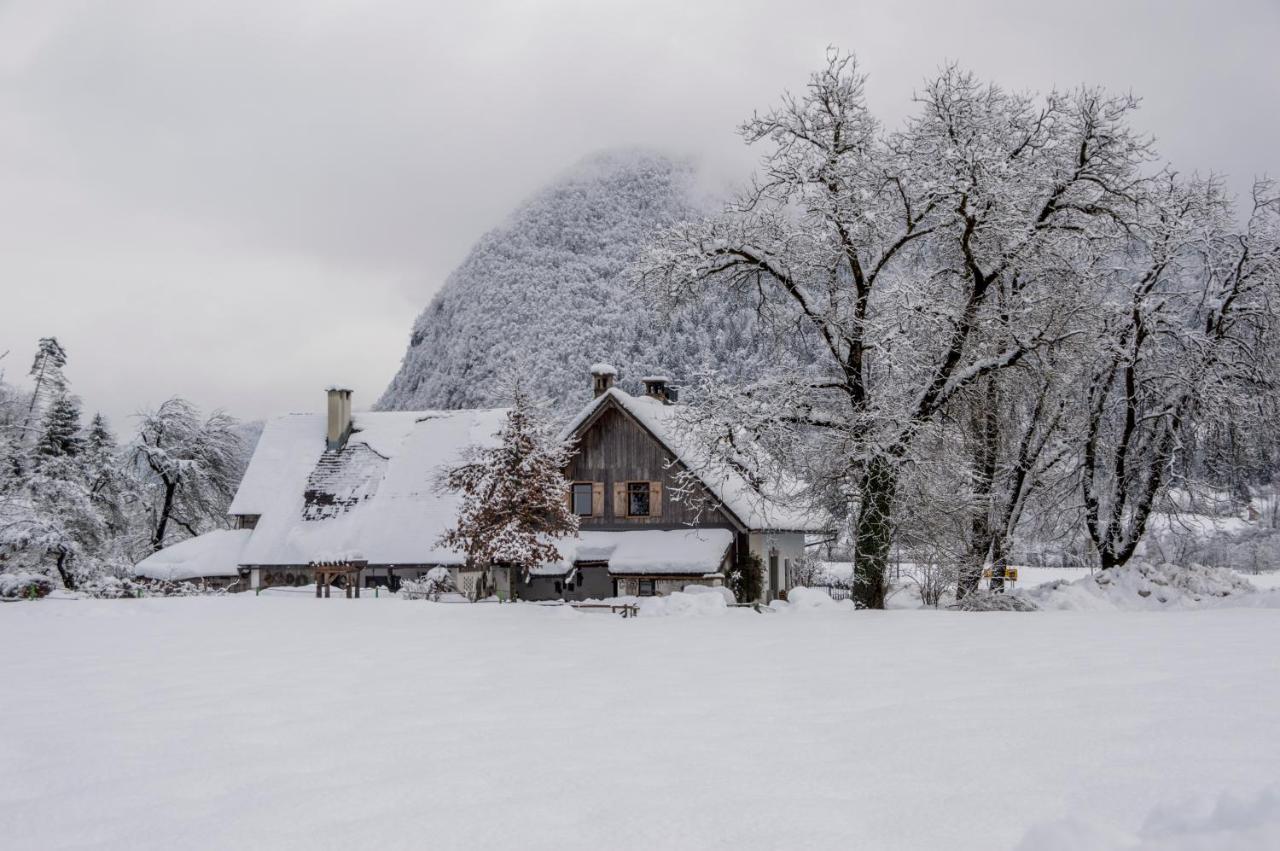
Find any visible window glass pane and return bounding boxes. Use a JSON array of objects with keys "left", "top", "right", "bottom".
[
  {"left": 627, "top": 482, "right": 650, "bottom": 516},
  {"left": 638, "top": 579, "right": 655, "bottom": 596},
  {"left": 572, "top": 483, "right": 593, "bottom": 516}
]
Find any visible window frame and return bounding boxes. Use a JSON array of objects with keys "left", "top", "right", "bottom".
[
  {"left": 637, "top": 578, "right": 656, "bottom": 597},
  {"left": 571, "top": 481, "right": 594, "bottom": 517},
  {"left": 626, "top": 481, "right": 652, "bottom": 517}
]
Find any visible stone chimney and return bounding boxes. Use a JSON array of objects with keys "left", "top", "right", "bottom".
[
  {"left": 590, "top": 363, "right": 617, "bottom": 398},
  {"left": 326, "top": 387, "right": 353, "bottom": 450},
  {"left": 641, "top": 376, "right": 675, "bottom": 404}
]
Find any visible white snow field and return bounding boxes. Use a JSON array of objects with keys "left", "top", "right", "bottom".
[{"left": 2, "top": 596, "right": 1279, "bottom": 850}]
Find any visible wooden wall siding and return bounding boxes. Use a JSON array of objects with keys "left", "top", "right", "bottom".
[{"left": 566, "top": 404, "right": 738, "bottom": 530}]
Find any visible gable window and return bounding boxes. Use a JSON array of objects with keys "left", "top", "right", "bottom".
[
  {"left": 638, "top": 578, "right": 656, "bottom": 596},
  {"left": 571, "top": 482, "right": 594, "bottom": 516},
  {"left": 627, "top": 482, "right": 651, "bottom": 517}
]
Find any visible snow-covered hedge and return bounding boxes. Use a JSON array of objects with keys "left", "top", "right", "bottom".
[{"left": 0, "top": 571, "right": 56, "bottom": 600}]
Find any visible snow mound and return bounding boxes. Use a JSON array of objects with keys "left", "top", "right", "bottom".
[
  {"left": 681, "top": 583, "right": 737, "bottom": 604},
  {"left": 772, "top": 586, "right": 855, "bottom": 613},
  {"left": 956, "top": 591, "right": 1039, "bottom": 612},
  {"left": 637, "top": 590, "right": 729, "bottom": 617},
  {"left": 1017, "top": 785, "right": 1280, "bottom": 850},
  {"left": 1023, "top": 562, "right": 1274, "bottom": 611}
]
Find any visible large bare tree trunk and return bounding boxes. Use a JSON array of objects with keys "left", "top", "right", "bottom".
[
  {"left": 959, "top": 380, "right": 999, "bottom": 598},
  {"left": 54, "top": 548, "right": 76, "bottom": 591},
  {"left": 151, "top": 479, "right": 177, "bottom": 553},
  {"left": 853, "top": 454, "right": 898, "bottom": 609}
]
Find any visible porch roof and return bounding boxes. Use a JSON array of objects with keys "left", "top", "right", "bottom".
[{"left": 530, "top": 528, "right": 733, "bottom": 577}]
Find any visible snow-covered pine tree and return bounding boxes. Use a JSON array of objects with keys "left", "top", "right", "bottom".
[
  {"left": 1, "top": 398, "right": 106, "bottom": 589},
  {"left": 22, "top": 338, "right": 68, "bottom": 445},
  {"left": 33, "top": 394, "right": 83, "bottom": 463},
  {"left": 80, "top": 413, "right": 138, "bottom": 553},
  {"left": 438, "top": 385, "right": 579, "bottom": 588}
]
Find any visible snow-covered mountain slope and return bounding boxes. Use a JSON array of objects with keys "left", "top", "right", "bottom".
[{"left": 377, "top": 150, "right": 777, "bottom": 412}]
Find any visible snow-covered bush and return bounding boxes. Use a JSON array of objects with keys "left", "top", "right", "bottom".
[
  {"left": 955, "top": 591, "right": 1038, "bottom": 612},
  {"left": 901, "top": 560, "right": 959, "bottom": 608},
  {"left": 401, "top": 567, "right": 456, "bottom": 601},
  {"left": 727, "top": 550, "right": 764, "bottom": 603},
  {"left": 0, "top": 571, "right": 56, "bottom": 600},
  {"left": 79, "top": 576, "right": 224, "bottom": 598}
]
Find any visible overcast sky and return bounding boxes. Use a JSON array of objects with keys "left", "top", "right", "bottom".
[{"left": 1, "top": 0, "right": 1276, "bottom": 428}]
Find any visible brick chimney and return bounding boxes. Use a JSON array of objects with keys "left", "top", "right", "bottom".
[
  {"left": 590, "top": 363, "right": 617, "bottom": 398},
  {"left": 641, "top": 376, "right": 675, "bottom": 404},
  {"left": 326, "top": 387, "right": 353, "bottom": 450}
]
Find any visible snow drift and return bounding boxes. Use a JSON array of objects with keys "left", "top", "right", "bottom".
[
  {"left": 1022, "top": 561, "right": 1277, "bottom": 611},
  {"left": 1017, "top": 785, "right": 1280, "bottom": 851}
]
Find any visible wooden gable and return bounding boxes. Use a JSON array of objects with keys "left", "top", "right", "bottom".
[{"left": 565, "top": 398, "right": 743, "bottom": 531}]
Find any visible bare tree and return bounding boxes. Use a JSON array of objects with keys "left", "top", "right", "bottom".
[
  {"left": 130, "top": 398, "right": 242, "bottom": 553},
  {"left": 639, "top": 51, "right": 1152, "bottom": 607},
  {"left": 1080, "top": 179, "right": 1280, "bottom": 568}
]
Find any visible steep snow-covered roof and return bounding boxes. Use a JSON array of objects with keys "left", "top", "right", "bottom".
[
  {"left": 563, "top": 388, "right": 827, "bottom": 533},
  {"left": 531, "top": 529, "right": 734, "bottom": 576},
  {"left": 134, "top": 529, "right": 251, "bottom": 581},
  {"left": 229, "top": 409, "right": 508, "bottom": 566}
]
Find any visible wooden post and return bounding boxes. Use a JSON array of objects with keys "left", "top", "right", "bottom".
[{"left": 315, "top": 578, "right": 321, "bottom": 598}]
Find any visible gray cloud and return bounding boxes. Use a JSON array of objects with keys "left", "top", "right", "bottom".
[{"left": 1, "top": 0, "right": 1276, "bottom": 426}]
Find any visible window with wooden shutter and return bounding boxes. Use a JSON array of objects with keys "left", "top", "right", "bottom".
[
  {"left": 613, "top": 482, "right": 626, "bottom": 518},
  {"left": 648, "top": 481, "right": 662, "bottom": 516},
  {"left": 571, "top": 482, "right": 594, "bottom": 516},
  {"left": 591, "top": 482, "right": 604, "bottom": 517},
  {"left": 627, "top": 481, "right": 651, "bottom": 516}
]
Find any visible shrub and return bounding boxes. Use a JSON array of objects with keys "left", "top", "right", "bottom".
[
  {"left": 727, "top": 550, "right": 764, "bottom": 603},
  {"left": 0, "top": 571, "right": 56, "bottom": 600},
  {"left": 401, "top": 567, "right": 456, "bottom": 601},
  {"left": 955, "top": 590, "right": 1038, "bottom": 612}
]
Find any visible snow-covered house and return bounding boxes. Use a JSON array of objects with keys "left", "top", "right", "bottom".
[
  {"left": 136, "top": 373, "right": 827, "bottom": 600},
  {"left": 518, "top": 365, "right": 828, "bottom": 601}
]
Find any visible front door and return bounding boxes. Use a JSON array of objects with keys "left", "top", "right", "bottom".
[{"left": 769, "top": 551, "right": 780, "bottom": 601}]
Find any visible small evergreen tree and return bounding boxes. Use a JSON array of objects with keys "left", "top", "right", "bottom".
[
  {"left": 34, "top": 394, "right": 83, "bottom": 463},
  {"left": 438, "top": 385, "right": 579, "bottom": 587},
  {"left": 728, "top": 549, "right": 764, "bottom": 603}
]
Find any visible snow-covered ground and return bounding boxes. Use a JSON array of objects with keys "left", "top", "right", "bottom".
[{"left": 2, "top": 595, "right": 1278, "bottom": 850}]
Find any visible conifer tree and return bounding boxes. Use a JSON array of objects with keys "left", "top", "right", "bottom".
[
  {"left": 438, "top": 385, "right": 579, "bottom": 593},
  {"left": 23, "top": 338, "right": 68, "bottom": 437},
  {"left": 34, "top": 394, "right": 83, "bottom": 463}
]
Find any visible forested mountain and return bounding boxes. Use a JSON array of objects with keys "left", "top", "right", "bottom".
[{"left": 378, "top": 150, "right": 784, "bottom": 412}]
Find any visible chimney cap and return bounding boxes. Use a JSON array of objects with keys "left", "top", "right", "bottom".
[
  {"left": 325, "top": 386, "right": 354, "bottom": 393},
  {"left": 589, "top": 362, "right": 618, "bottom": 377},
  {"left": 639, "top": 375, "right": 671, "bottom": 384}
]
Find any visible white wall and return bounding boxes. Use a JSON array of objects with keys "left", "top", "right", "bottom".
[{"left": 749, "top": 532, "right": 806, "bottom": 600}]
